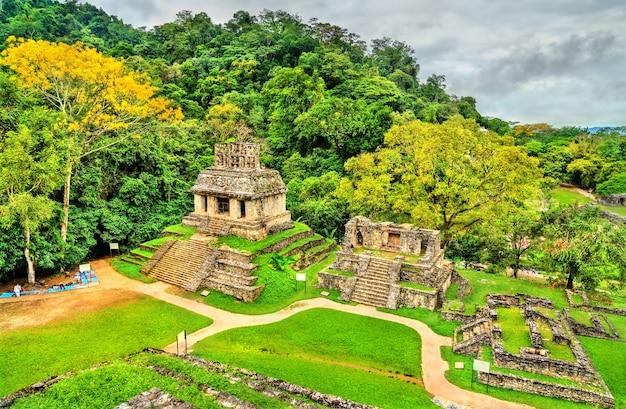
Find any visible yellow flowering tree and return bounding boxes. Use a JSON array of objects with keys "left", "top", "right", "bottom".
[{"left": 1, "top": 37, "right": 183, "bottom": 242}]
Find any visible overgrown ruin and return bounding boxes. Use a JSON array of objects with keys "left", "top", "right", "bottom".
[{"left": 318, "top": 216, "right": 455, "bottom": 310}]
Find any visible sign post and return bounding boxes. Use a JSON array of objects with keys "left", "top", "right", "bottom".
[
  {"left": 109, "top": 242, "right": 120, "bottom": 257},
  {"left": 296, "top": 273, "right": 306, "bottom": 293},
  {"left": 176, "top": 330, "right": 187, "bottom": 355},
  {"left": 472, "top": 359, "right": 491, "bottom": 392}
]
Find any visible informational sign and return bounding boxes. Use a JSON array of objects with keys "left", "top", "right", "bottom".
[
  {"left": 79, "top": 263, "right": 92, "bottom": 273},
  {"left": 296, "top": 273, "right": 307, "bottom": 282},
  {"left": 471, "top": 359, "right": 491, "bottom": 391},
  {"left": 109, "top": 242, "right": 120, "bottom": 257},
  {"left": 473, "top": 359, "right": 490, "bottom": 373}
]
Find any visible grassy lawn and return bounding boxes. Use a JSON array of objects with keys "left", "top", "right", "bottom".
[
  {"left": 0, "top": 295, "right": 212, "bottom": 396},
  {"left": 445, "top": 283, "right": 460, "bottom": 300},
  {"left": 606, "top": 313, "right": 626, "bottom": 338},
  {"left": 497, "top": 307, "right": 533, "bottom": 353},
  {"left": 193, "top": 308, "right": 435, "bottom": 409},
  {"left": 442, "top": 347, "right": 596, "bottom": 409},
  {"left": 549, "top": 187, "right": 593, "bottom": 206},
  {"left": 110, "top": 258, "right": 157, "bottom": 283},
  {"left": 380, "top": 306, "right": 459, "bottom": 337},
  {"left": 457, "top": 268, "right": 570, "bottom": 314},
  {"left": 568, "top": 309, "right": 593, "bottom": 326},
  {"left": 580, "top": 336, "right": 626, "bottom": 409}
]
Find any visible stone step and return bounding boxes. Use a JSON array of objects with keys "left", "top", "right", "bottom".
[
  {"left": 148, "top": 240, "right": 212, "bottom": 289},
  {"left": 210, "top": 270, "right": 258, "bottom": 287},
  {"left": 350, "top": 293, "right": 389, "bottom": 308}
]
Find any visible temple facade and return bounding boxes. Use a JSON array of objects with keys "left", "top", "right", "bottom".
[{"left": 182, "top": 142, "right": 293, "bottom": 241}]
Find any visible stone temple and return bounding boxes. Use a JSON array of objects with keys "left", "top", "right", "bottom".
[
  {"left": 182, "top": 142, "right": 293, "bottom": 241},
  {"left": 141, "top": 142, "right": 294, "bottom": 302}
]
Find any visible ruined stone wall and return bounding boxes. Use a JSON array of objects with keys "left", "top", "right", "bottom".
[
  {"left": 564, "top": 310, "right": 620, "bottom": 340},
  {"left": 343, "top": 216, "right": 442, "bottom": 261},
  {"left": 477, "top": 371, "right": 614, "bottom": 408},
  {"left": 257, "top": 230, "right": 314, "bottom": 255},
  {"left": 596, "top": 193, "right": 626, "bottom": 207},
  {"left": 491, "top": 342, "right": 594, "bottom": 382},
  {"left": 397, "top": 287, "right": 438, "bottom": 310},
  {"left": 329, "top": 251, "right": 361, "bottom": 274},
  {"left": 317, "top": 272, "right": 349, "bottom": 292},
  {"left": 202, "top": 279, "right": 264, "bottom": 302}
]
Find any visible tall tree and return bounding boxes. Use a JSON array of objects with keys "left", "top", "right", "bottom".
[
  {"left": 1, "top": 37, "right": 183, "bottom": 243},
  {"left": 339, "top": 116, "right": 542, "bottom": 248},
  {"left": 541, "top": 204, "right": 615, "bottom": 289},
  {"left": 0, "top": 111, "right": 64, "bottom": 283}
]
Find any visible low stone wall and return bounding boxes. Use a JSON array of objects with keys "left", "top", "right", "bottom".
[
  {"left": 257, "top": 230, "right": 314, "bottom": 255},
  {"left": 203, "top": 278, "right": 264, "bottom": 302},
  {"left": 397, "top": 287, "right": 437, "bottom": 310},
  {"left": 564, "top": 310, "right": 619, "bottom": 340},
  {"left": 581, "top": 304, "right": 626, "bottom": 317},
  {"left": 477, "top": 371, "right": 614, "bottom": 408},
  {"left": 441, "top": 311, "right": 477, "bottom": 323},
  {"left": 317, "top": 272, "right": 349, "bottom": 292},
  {"left": 329, "top": 251, "right": 361, "bottom": 274},
  {"left": 453, "top": 332, "right": 491, "bottom": 355},
  {"left": 491, "top": 342, "right": 593, "bottom": 382}
]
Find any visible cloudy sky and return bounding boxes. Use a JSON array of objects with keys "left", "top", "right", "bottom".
[{"left": 86, "top": 0, "right": 626, "bottom": 128}]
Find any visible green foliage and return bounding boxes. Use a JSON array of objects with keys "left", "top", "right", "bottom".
[
  {"left": 596, "top": 172, "right": 626, "bottom": 196},
  {"left": 268, "top": 253, "right": 296, "bottom": 271}
]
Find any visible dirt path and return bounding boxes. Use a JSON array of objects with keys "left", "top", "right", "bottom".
[
  {"left": 0, "top": 258, "right": 533, "bottom": 409},
  {"left": 560, "top": 184, "right": 596, "bottom": 200}
]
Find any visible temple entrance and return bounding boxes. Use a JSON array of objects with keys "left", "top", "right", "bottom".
[
  {"left": 240, "top": 201, "right": 246, "bottom": 218},
  {"left": 387, "top": 233, "right": 400, "bottom": 247},
  {"left": 217, "top": 197, "right": 229, "bottom": 215}
]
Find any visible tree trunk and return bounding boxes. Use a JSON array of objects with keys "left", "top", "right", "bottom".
[
  {"left": 23, "top": 223, "right": 36, "bottom": 284},
  {"left": 566, "top": 262, "right": 576, "bottom": 289},
  {"left": 61, "top": 162, "right": 72, "bottom": 243}
]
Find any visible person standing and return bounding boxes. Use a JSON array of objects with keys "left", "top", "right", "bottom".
[{"left": 13, "top": 284, "right": 21, "bottom": 297}]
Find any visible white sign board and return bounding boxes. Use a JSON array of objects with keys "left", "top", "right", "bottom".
[
  {"left": 296, "top": 273, "right": 306, "bottom": 282},
  {"left": 79, "top": 263, "right": 92, "bottom": 273},
  {"left": 473, "top": 359, "right": 490, "bottom": 374},
  {"left": 109, "top": 242, "right": 119, "bottom": 250},
  {"left": 177, "top": 331, "right": 186, "bottom": 343}
]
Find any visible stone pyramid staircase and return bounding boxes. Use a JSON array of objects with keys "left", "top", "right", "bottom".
[
  {"left": 200, "top": 217, "right": 230, "bottom": 236},
  {"left": 350, "top": 258, "right": 393, "bottom": 308},
  {"left": 141, "top": 239, "right": 213, "bottom": 290}
]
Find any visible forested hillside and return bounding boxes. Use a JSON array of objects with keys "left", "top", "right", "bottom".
[{"left": 0, "top": 0, "right": 625, "bottom": 286}]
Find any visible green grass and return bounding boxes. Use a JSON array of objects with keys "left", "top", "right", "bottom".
[
  {"left": 110, "top": 258, "right": 157, "bottom": 283},
  {"left": 0, "top": 295, "right": 212, "bottom": 396},
  {"left": 497, "top": 308, "right": 533, "bottom": 353},
  {"left": 10, "top": 352, "right": 306, "bottom": 409},
  {"left": 445, "top": 283, "right": 460, "bottom": 300},
  {"left": 131, "top": 248, "right": 154, "bottom": 259},
  {"left": 442, "top": 347, "right": 596, "bottom": 409},
  {"left": 549, "top": 187, "right": 593, "bottom": 206},
  {"left": 193, "top": 308, "right": 435, "bottom": 409},
  {"left": 457, "top": 268, "right": 570, "bottom": 314},
  {"left": 599, "top": 204, "right": 626, "bottom": 216},
  {"left": 581, "top": 336, "right": 626, "bottom": 409},
  {"left": 163, "top": 224, "right": 198, "bottom": 237},
  {"left": 606, "top": 313, "right": 626, "bottom": 338},
  {"left": 568, "top": 309, "right": 593, "bottom": 326},
  {"left": 217, "top": 222, "right": 311, "bottom": 253},
  {"left": 379, "top": 306, "right": 459, "bottom": 337}
]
